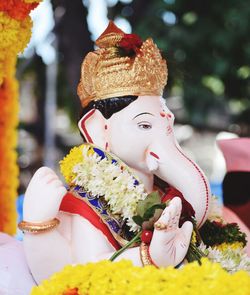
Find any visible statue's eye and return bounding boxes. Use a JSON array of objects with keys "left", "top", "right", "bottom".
[{"left": 137, "top": 121, "right": 152, "bottom": 130}]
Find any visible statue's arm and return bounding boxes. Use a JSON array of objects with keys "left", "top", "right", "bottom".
[
  {"left": 22, "top": 167, "right": 72, "bottom": 283},
  {"left": 23, "top": 228, "right": 72, "bottom": 283}
]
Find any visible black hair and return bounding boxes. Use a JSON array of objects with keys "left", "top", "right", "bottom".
[
  {"left": 223, "top": 172, "right": 250, "bottom": 205},
  {"left": 80, "top": 95, "right": 138, "bottom": 120}
]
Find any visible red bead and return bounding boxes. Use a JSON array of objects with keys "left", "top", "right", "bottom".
[{"left": 141, "top": 230, "right": 153, "bottom": 244}]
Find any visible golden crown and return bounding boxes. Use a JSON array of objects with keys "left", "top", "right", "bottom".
[{"left": 78, "top": 21, "right": 168, "bottom": 107}]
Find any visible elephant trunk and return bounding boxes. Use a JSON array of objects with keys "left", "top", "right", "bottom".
[{"left": 147, "top": 139, "right": 211, "bottom": 227}]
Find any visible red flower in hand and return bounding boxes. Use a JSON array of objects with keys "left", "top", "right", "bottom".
[
  {"left": 118, "top": 33, "right": 143, "bottom": 55},
  {"left": 141, "top": 230, "right": 153, "bottom": 244},
  {"left": 162, "top": 187, "right": 195, "bottom": 226}
]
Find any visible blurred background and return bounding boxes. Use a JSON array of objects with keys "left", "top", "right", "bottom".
[{"left": 17, "top": 0, "right": 250, "bottom": 212}]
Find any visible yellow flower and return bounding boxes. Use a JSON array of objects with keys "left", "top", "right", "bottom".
[
  {"left": 31, "top": 259, "right": 250, "bottom": 295},
  {"left": 60, "top": 145, "right": 85, "bottom": 184},
  {"left": 214, "top": 241, "right": 244, "bottom": 251},
  {"left": 0, "top": 12, "right": 32, "bottom": 52},
  {"left": 0, "top": 11, "right": 32, "bottom": 84},
  {"left": 60, "top": 145, "right": 97, "bottom": 185},
  {"left": 191, "top": 230, "right": 197, "bottom": 244}
]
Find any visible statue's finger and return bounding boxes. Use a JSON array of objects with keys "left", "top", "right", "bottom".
[
  {"left": 157, "top": 206, "right": 170, "bottom": 224},
  {"left": 170, "top": 197, "right": 182, "bottom": 210},
  {"left": 34, "top": 166, "right": 53, "bottom": 178},
  {"left": 181, "top": 221, "right": 193, "bottom": 242}
]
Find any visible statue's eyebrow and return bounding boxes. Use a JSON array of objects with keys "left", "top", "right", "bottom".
[{"left": 132, "top": 112, "right": 154, "bottom": 120}]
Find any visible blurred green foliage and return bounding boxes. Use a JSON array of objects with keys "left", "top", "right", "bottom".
[{"left": 123, "top": 0, "right": 250, "bottom": 126}]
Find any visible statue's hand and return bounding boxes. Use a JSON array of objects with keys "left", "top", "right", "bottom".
[
  {"left": 23, "top": 167, "right": 67, "bottom": 222},
  {"left": 149, "top": 197, "right": 193, "bottom": 267}
]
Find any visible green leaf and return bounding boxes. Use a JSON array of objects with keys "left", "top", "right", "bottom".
[
  {"left": 136, "top": 191, "right": 161, "bottom": 217},
  {"left": 132, "top": 215, "right": 144, "bottom": 226},
  {"left": 143, "top": 203, "right": 166, "bottom": 221}
]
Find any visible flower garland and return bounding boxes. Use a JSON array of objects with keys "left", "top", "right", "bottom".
[
  {"left": 60, "top": 144, "right": 147, "bottom": 232},
  {"left": 0, "top": 0, "right": 42, "bottom": 234},
  {"left": 31, "top": 259, "right": 250, "bottom": 295},
  {"left": 0, "top": 56, "right": 19, "bottom": 234}
]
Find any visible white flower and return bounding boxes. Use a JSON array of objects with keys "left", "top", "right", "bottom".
[
  {"left": 198, "top": 242, "right": 250, "bottom": 273},
  {"left": 72, "top": 145, "right": 147, "bottom": 232}
]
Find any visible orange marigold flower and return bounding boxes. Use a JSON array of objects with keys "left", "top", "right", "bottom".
[
  {"left": 63, "top": 288, "right": 79, "bottom": 295},
  {"left": 0, "top": 56, "right": 19, "bottom": 234},
  {"left": 0, "top": 0, "right": 38, "bottom": 21},
  {"left": 0, "top": 0, "right": 42, "bottom": 234}
]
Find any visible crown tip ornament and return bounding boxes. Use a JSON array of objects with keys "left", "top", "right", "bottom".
[
  {"left": 78, "top": 21, "right": 168, "bottom": 107},
  {"left": 96, "top": 21, "right": 124, "bottom": 48}
]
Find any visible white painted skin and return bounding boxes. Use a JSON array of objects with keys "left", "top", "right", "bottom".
[{"left": 23, "top": 95, "right": 211, "bottom": 283}]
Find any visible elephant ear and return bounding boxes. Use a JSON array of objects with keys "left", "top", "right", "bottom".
[{"left": 78, "top": 109, "right": 107, "bottom": 148}]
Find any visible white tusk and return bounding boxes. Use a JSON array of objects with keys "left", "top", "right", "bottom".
[{"left": 146, "top": 152, "right": 159, "bottom": 172}]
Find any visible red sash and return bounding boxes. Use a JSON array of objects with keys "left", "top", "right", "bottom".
[{"left": 60, "top": 192, "right": 121, "bottom": 250}]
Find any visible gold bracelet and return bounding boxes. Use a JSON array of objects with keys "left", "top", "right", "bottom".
[
  {"left": 18, "top": 218, "right": 60, "bottom": 234},
  {"left": 140, "top": 242, "right": 158, "bottom": 267}
]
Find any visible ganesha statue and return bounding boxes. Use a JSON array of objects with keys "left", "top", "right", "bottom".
[{"left": 20, "top": 21, "right": 212, "bottom": 283}]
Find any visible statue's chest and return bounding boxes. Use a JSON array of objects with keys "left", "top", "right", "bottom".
[{"left": 72, "top": 214, "right": 115, "bottom": 262}]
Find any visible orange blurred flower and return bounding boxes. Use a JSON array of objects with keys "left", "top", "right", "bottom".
[{"left": 0, "top": 0, "right": 39, "bottom": 21}]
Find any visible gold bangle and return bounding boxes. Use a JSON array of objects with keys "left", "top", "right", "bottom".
[
  {"left": 18, "top": 218, "right": 60, "bottom": 234},
  {"left": 154, "top": 221, "right": 168, "bottom": 231},
  {"left": 140, "top": 242, "right": 157, "bottom": 267}
]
